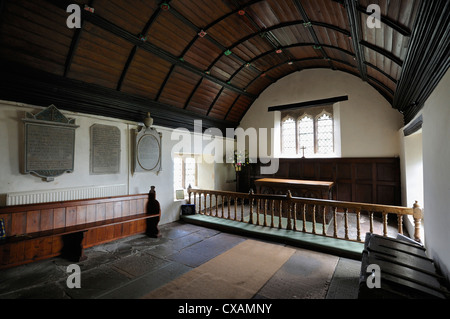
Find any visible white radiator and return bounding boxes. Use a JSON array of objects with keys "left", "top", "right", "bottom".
[{"left": 5, "top": 184, "right": 128, "bottom": 206}]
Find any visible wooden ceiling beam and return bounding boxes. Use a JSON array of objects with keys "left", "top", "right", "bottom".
[
  {"left": 230, "top": 43, "right": 355, "bottom": 84},
  {"left": 224, "top": 94, "right": 241, "bottom": 121},
  {"left": 344, "top": 0, "right": 367, "bottom": 81},
  {"left": 44, "top": 0, "right": 253, "bottom": 99},
  {"left": 360, "top": 40, "right": 403, "bottom": 67},
  {"left": 356, "top": 4, "right": 411, "bottom": 37},
  {"left": 116, "top": 3, "right": 166, "bottom": 91},
  {"left": 64, "top": 0, "right": 96, "bottom": 77},
  {"left": 293, "top": 0, "right": 334, "bottom": 69},
  {"left": 220, "top": 21, "right": 350, "bottom": 54},
  {"left": 206, "top": 87, "right": 225, "bottom": 116},
  {"left": 0, "top": 62, "right": 237, "bottom": 132},
  {"left": 215, "top": 20, "right": 351, "bottom": 86},
  {"left": 364, "top": 62, "right": 398, "bottom": 84}
]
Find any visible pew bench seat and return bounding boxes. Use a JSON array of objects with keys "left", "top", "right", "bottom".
[
  {"left": 0, "top": 190, "right": 161, "bottom": 268},
  {"left": 1, "top": 212, "right": 159, "bottom": 262}
]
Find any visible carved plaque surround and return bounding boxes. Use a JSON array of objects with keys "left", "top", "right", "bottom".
[{"left": 23, "top": 105, "right": 79, "bottom": 182}]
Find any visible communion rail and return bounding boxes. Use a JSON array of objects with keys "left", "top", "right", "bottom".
[{"left": 187, "top": 188, "right": 423, "bottom": 243}]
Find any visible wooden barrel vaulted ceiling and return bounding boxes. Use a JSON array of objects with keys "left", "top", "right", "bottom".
[{"left": 0, "top": 0, "right": 449, "bottom": 131}]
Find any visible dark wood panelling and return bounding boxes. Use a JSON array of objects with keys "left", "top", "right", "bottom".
[{"left": 245, "top": 157, "right": 401, "bottom": 206}]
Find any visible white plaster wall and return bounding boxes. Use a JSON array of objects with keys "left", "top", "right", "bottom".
[
  {"left": 0, "top": 101, "right": 235, "bottom": 225},
  {"left": 398, "top": 126, "right": 424, "bottom": 243},
  {"left": 239, "top": 69, "right": 403, "bottom": 158},
  {"left": 420, "top": 68, "right": 450, "bottom": 280}
]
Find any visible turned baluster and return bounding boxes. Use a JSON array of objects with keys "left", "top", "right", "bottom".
[
  {"left": 382, "top": 212, "right": 388, "bottom": 237},
  {"left": 240, "top": 197, "right": 245, "bottom": 222},
  {"left": 312, "top": 205, "right": 317, "bottom": 234},
  {"left": 215, "top": 194, "right": 218, "bottom": 217},
  {"left": 293, "top": 203, "right": 297, "bottom": 231},
  {"left": 333, "top": 207, "right": 338, "bottom": 238},
  {"left": 270, "top": 200, "right": 275, "bottom": 228},
  {"left": 302, "top": 204, "right": 307, "bottom": 232},
  {"left": 397, "top": 214, "right": 403, "bottom": 235},
  {"left": 344, "top": 208, "right": 349, "bottom": 239},
  {"left": 234, "top": 197, "right": 238, "bottom": 221},
  {"left": 209, "top": 194, "right": 212, "bottom": 216},
  {"left": 322, "top": 206, "right": 326, "bottom": 235},
  {"left": 193, "top": 193, "right": 197, "bottom": 213},
  {"left": 413, "top": 201, "right": 423, "bottom": 243},
  {"left": 249, "top": 190, "right": 254, "bottom": 224},
  {"left": 278, "top": 200, "right": 283, "bottom": 229},
  {"left": 220, "top": 195, "right": 225, "bottom": 218},
  {"left": 344, "top": 208, "right": 349, "bottom": 240},
  {"left": 256, "top": 198, "right": 260, "bottom": 226},
  {"left": 356, "top": 210, "right": 361, "bottom": 242},
  {"left": 188, "top": 185, "right": 192, "bottom": 204},
  {"left": 263, "top": 199, "right": 268, "bottom": 227},
  {"left": 227, "top": 195, "right": 231, "bottom": 219},
  {"left": 286, "top": 191, "right": 292, "bottom": 231}
]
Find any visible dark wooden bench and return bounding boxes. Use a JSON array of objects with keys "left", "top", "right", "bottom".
[
  {"left": 358, "top": 233, "right": 449, "bottom": 299},
  {"left": 0, "top": 187, "right": 161, "bottom": 269}
]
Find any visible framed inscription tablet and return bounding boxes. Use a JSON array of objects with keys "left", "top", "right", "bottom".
[
  {"left": 23, "top": 105, "right": 79, "bottom": 181},
  {"left": 90, "top": 124, "right": 120, "bottom": 174},
  {"left": 134, "top": 127, "right": 162, "bottom": 174}
]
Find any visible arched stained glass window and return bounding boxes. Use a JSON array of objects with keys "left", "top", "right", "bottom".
[
  {"left": 297, "top": 115, "right": 314, "bottom": 156},
  {"left": 281, "top": 116, "right": 296, "bottom": 154},
  {"left": 317, "top": 112, "right": 334, "bottom": 154}
]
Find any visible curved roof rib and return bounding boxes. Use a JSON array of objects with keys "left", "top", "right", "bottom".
[{"left": 0, "top": 0, "right": 446, "bottom": 129}]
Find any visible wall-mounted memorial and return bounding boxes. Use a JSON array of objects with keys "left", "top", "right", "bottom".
[
  {"left": 90, "top": 124, "right": 121, "bottom": 174},
  {"left": 23, "top": 105, "right": 79, "bottom": 182},
  {"left": 133, "top": 125, "right": 162, "bottom": 174}
]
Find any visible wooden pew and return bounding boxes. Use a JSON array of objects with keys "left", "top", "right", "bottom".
[{"left": 0, "top": 187, "right": 161, "bottom": 269}]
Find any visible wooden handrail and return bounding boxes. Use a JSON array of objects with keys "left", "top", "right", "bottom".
[{"left": 188, "top": 187, "right": 423, "bottom": 243}]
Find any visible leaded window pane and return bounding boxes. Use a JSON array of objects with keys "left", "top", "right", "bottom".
[
  {"left": 298, "top": 116, "right": 314, "bottom": 156},
  {"left": 281, "top": 117, "right": 296, "bottom": 154},
  {"left": 185, "top": 157, "right": 196, "bottom": 188},
  {"left": 174, "top": 156, "right": 183, "bottom": 189},
  {"left": 317, "top": 113, "right": 333, "bottom": 154}
]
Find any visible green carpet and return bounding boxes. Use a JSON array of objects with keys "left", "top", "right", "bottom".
[{"left": 181, "top": 214, "right": 364, "bottom": 260}]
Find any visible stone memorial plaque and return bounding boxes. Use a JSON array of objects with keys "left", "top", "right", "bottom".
[
  {"left": 25, "top": 124, "right": 75, "bottom": 171},
  {"left": 23, "top": 105, "right": 79, "bottom": 181},
  {"left": 134, "top": 127, "right": 162, "bottom": 173},
  {"left": 90, "top": 124, "right": 121, "bottom": 174}
]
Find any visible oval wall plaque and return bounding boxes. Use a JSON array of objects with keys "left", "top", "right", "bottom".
[
  {"left": 137, "top": 134, "right": 160, "bottom": 171},
  {"left": 134, "top": 127, "right": 162, "bottom": 174}
]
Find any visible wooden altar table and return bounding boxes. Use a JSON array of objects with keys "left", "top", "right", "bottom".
[{"left": 254, "top": 178, "right": 334, "bottom": 223}]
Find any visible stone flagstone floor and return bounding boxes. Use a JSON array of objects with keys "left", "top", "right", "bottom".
[{"left": 0, "top": 221, "right": 361, "bottom": 299}]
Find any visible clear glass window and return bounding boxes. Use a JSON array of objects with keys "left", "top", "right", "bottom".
[{"left": 281, "top": 117, "right": 296, "bottom": 154}]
